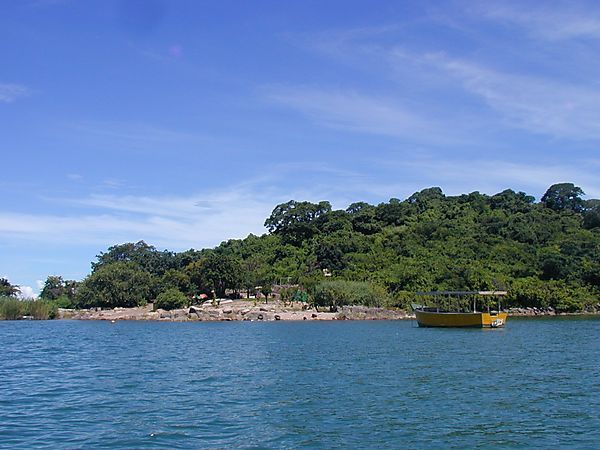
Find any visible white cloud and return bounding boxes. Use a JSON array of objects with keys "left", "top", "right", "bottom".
[
  {"left": 17, "top": 286, "right": 38, "bottom": 300},
  {"left": 0, "top": 181, "right": 283, "bottom": 250},
  {"left": 0, "top": 83, "right": 30, "bottom": 103}
]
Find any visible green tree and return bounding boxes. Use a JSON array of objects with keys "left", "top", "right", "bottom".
[
  {"left": 490, "top": 189, "right": 535, "bottom": 213},
  {"left": 0, "top": 278, "right": 19, "bottom": 297},
  {"left": 93, "top": 240, "right": 175, "bottom": 276},
  {"left": 541, "top": 183, "right": 585, "bottom": 212},
  {"left": 264, "top": 200, "right": 332, "bottom": 245},
  {"left": 186, "top": 252, "right": 242, "bottom": 298},
  {"left": 260, "top": 283, "right": 272, "bottom": 303},
  {"left": 346, "top": 202, "right": 381, "bottom": 234},
  {"left": 75, "top": 262, "right": 155, "bottom": 308},
  {"left": 40, "top": 275, "right": 65, "bottom": 300},
  {"left": 159, "top": 269, "right": 193, "bottom": 295}
]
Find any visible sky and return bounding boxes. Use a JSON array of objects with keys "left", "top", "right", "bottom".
[{"left": 2, "top": 0, "right": 600, "bottom": 297}]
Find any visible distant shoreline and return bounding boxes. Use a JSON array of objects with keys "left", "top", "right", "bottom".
[{"left": 53, "top": 301, "right": 600, "bottom": 322}]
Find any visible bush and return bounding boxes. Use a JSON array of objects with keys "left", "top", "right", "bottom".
[
  {"left": 24, "top": 300, "right": 57, "bottom": 320},
  {"left": 313, "top": 280, "right": 390, "bottom": 308},
  {"left": 52, "top": 295, "right": 75, "bottom": 309},
  {"left": 0, "top": 297, "right": 22, "bottom": 320},
  {"left": 389, "top": 290, "right": 419, "bottom": 309},
  {"left": 507, "top": 278, "right": 593, "bottom": 312},
  {"left": 0, "top": 297, "right": 57, "bottom": 320},
  {"left": 155, "top": 288, "right": 189, "bottom": 310}
]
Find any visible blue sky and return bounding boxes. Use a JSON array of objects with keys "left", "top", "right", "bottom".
[{"left": 2, "top": 0, "right": 600, "bottom": 297}]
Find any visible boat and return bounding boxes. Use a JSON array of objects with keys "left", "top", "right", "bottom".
[{"left": 412, "top": 291, "right": 508, "bottom": 328}]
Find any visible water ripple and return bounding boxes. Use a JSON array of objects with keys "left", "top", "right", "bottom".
[{"left": 1, "top": 318, "right": 599, "bottom": 448}]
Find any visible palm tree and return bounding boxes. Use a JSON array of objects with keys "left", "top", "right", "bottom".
[{"left": 0, "top": 278, "right": 20, "bottom": 297}]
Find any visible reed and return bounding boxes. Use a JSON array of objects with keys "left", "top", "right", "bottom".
[{"left": 0, "top": 297, "right": 57, "bottom": 320}]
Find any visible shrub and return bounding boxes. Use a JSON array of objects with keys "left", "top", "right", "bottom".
[
  {"left": 507, "top": 278, "right": 593, "bottom": 312},
  {"left": 0, "top": 297, "right": 22, "bottom": 320},
  {"left": 53, "top": 295, "right": 75, "bottom": 309},
  {"left": 313, "top": 280, "right": 389, "bottom": 308},
  {"left": 24, "top": 300, "right": 57, "bottom": 320},
  {"left": 155, "top": 288, "right": 189, "bottom": 310},
  {"left": 0, "top": 297, "right": 57, "bottom": 320}
]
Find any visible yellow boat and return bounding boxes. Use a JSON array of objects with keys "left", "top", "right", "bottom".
[{"left": 413, "top": 291, "right": 508, "bottom": 328}]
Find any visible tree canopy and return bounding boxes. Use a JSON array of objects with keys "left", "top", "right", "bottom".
[
  {"left": 51, "top": 182, "right": 600, "bottom": 313},
  {"left": 541, "top": 183, "right": 585, "bottom": 212}
]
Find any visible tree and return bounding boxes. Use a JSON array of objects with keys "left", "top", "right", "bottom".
[
  {"left": 407, "top": 187, "right": 445, "bottom": 212},
  {"left": 541, "top": 183, "right": 585, "bottom": 212},
  {"left": 346, "top": 202, "right": 381, "bottom": 235},
  {"left": 93, "top": 240, "right": 175, "bottom": 276},
  {"left": 376, "top": 198, "right": 410, "bottom": 226},
  {"left": 264, "top": 200, "right": 332, "bottom": 245},
  {"left": 186, "top": 252, "right": 242, "bottom": 298},
  {"left": 159, "top": 269, "right": 193, "bottom": 295},
  {"left": 490, "top": 189, "right": 534, "bottom": 212},
  {"left": 260, "top": 283, "right": 272, "bottom": 303},
  {"left": 40, "top": 275, "right": 65, "bottom": 300},
  {"left": 75, "top": 262, "right": 155, "bottom": 308},
  {"left": 0, "top": 278, "right": 19, "bottom": 297}
]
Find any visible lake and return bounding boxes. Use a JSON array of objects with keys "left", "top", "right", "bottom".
[{"left": 1, "top": 317, "right": 599, "bottom": 449}]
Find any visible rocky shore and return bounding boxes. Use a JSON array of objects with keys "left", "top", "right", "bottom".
[
  {"left": 56, "top": 302, "right": 599, "bottom": 322},
  {"left": 58, "top": 300, "right": 413, "bottom": 322}
]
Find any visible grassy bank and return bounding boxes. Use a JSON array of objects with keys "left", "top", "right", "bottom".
[{"left": 0, "top": 297, "right": 57, "bottom": 320}]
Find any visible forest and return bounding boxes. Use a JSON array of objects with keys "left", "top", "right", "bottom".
[{"left": 4, "top": 182, "right": 599, "bottom": 316}]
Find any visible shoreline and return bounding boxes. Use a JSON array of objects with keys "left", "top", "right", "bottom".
[
  {"left": 58, "top": 301, "right": 411, "bottom": 322},
  {"left": 55, "top": 301, "right": 600, "bottom": 322}
]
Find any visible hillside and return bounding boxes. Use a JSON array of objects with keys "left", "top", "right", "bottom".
[{"left": 39, "top": 183, "right": 600, "bottom": 313}]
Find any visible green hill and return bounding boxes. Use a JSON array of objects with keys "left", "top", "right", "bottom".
[{"left": 42, "top": 183, "right": 600, "bottom": 313}]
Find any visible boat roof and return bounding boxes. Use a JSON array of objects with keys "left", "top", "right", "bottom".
[{"left": 416, "top": 290, "right": 507, "bottom": 296}]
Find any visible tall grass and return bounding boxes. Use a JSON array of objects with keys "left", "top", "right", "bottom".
[{"left": 0, "top": 297, "right": 57, "bottom": 320}]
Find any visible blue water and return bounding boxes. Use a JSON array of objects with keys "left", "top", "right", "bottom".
[{"left": 1, "top": 318, "right": 599, "bottom": 449}]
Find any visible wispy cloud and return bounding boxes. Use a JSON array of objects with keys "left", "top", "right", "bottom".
[
  {"left": 475, "top": 2, "right": 600, "bottom": 41},
  {"left": 1, "top": 173, "right": 321, "bottom": 250},
  {"left": 0, "top": 83, "right": 30, "bottom": 103},
  {"left": 264, "top": 85, "right": 478, "bottom": 144},
  {"left": 292, "top": 15, "right": 600, "bottom": 142},
  {"left": 64, "top": 120, "right": 207, "bottom": 145},
  {"left": 266, "top": 86, "right": 424, "bottom": 136},
  {"left": 423, "top": 54, "right": 600, "bottom": 140},
  {"left": 0, "top": 191, "right": 272, "bottom": 250}
]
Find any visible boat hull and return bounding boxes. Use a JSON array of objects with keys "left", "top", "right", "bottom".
[{"left": 415, "top": 310, "right": 508, "bottom": 328}]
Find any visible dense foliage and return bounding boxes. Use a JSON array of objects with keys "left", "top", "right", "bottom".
[
  {"left": 0, "top": 297, "right": 57, "bottom": 320},
  {"left": 36, "top": 182, "right": 598, "bottom": 313}
]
